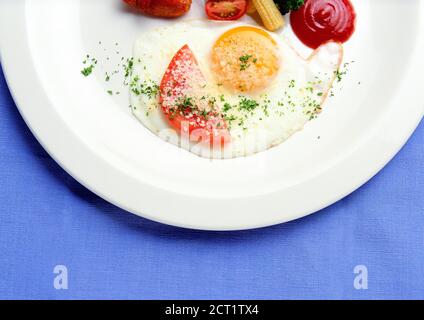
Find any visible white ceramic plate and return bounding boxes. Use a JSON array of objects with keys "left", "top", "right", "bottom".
[{"left": 0, "top": 0, "right": 423, "bottom": 230}]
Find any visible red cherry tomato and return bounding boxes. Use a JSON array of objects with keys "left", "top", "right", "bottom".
[
  {"left": 205, "top": 0, "right": 248, "bottom": 21},
  {"left": 160, "top": 45, "right": 230, "bottom": 146}
]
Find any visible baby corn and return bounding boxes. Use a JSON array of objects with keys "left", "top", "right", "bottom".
[{"left": 252, "top": 0, "right": 285, "bottom": 31}]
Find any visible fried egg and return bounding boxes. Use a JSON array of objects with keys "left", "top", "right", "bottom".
[{"left": 131, "top": 20, "right": 343, "bottom": 159}]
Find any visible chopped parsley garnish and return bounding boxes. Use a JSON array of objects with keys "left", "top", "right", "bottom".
[
  {"left": 80, "top": 55, "right": 98, "bottom": 77},
  {"left": 238, "top": 97, "right": 259, "bottom": 112},
  {"left": 239, "top": 54, "right": 253, "bottom": 71},
  {"left": 223, "top": 103, "right": 232, "bottom": 112},
  {"left": 140, "top": 82, "right": 160, "bottom": 99},
  {"left": 123, "top": 57, "right": 134, "bottom": 78},
  {"left": 81, "top": 65, "right": 94, "bottom": 77},
  {"left": 130, "top": 77, "right": 159, "bottom": 99},
  {"left": 176, "top": 96, "right": 194, "bottom": 110},
  {"left": 334, "top": 69, "right": 346, "bottom": 82},
  {"left": 334, "top": 61, "right": 354, "bottom": 83}
]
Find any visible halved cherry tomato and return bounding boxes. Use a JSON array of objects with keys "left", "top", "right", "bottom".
[
  {"left": 205, "top": 0, "right": 248, "bottom": 21},
  {"left": 160, "top": 45, "right": 230, "bottom": 146}
]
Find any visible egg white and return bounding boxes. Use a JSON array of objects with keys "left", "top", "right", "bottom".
[{"left": 130, "top": 20, "right": 343, "bottom": 159}]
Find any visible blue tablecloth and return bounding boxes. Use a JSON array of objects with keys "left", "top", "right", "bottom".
[{"left": 0, "top": 63, "right": 423, "bottom": 300}]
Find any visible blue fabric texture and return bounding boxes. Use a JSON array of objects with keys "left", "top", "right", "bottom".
[{"left": 0, "top": 63, "right": 423, "bottom": 300}]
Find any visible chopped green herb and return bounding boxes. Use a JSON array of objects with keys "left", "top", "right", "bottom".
[
  {"left": 334, "top": 65, "right": 350, "bottom": 82},
  {"left": 140, "top": 82, "right": 160, "bottom": 99},
  {"left": 239, "top": 54, "right": 253, "bottom": 71},
  {"left": 123, "top": 57, "right": 134, "bottom": 78},
  {"left": 238, "top": 97, "right": 259, "bottom": 112},
  {"left": 223, "top": 103, "right": 232, "bottom": 112},
  {"left": 176, "top": 96, "right": 194, "bottom": 110},
  {"left": 81, "top": 65, "right": 94, "bottom": 77}
]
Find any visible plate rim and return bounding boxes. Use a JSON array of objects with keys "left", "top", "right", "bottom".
[{"left": 1, "top": 0, "right": 423, "bottom": 231}]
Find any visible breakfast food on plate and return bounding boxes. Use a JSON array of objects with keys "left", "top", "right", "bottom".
[
  {"left": 80, "top": 1, "right": 356, "bottom": 158},
  {"left": 122, "top": 0, "right": 192, "bottom": 18},
  {"left": 252, "top": 0, "right": 285, "bottom": 31},
  {"left": 205, "top": 0, "right": 248, "bottom": 21},
  {"left": 130, "top": 21, "right": 343, "bottom": 158}
]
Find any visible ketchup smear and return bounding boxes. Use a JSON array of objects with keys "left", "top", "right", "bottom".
[{"left": 290, "top": 0, "right": 356, "bottom": 49}]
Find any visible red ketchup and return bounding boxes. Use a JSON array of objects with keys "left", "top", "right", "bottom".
[{"left": 290, "top": 0, "right": 356, "bottom": 49}]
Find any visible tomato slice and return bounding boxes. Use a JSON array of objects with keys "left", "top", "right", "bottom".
[
  {"left": 205, "top": 0, "right": 247, "bottom": 21},
  {"left": 159, "top": 45, "right": 230, "bottom": 146}
]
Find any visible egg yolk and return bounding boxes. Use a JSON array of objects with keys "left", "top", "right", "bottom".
[{"left": 211, "top": 26, "right": 280, "bottom": 93}]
